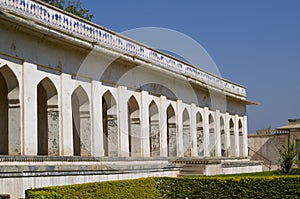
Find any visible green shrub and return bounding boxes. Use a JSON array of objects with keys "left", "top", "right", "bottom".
[
  {"left": 279, "top": 140, "right": 297, "bottom": 174},
  {"left": 26, "top": 178, "right": 162, "bottom": 199},
  {"left": 26, "top": 176, "right": 300, "bottom": 199},
  {"left": 157, "top": 176, "right": 300, "bottom": 198}
]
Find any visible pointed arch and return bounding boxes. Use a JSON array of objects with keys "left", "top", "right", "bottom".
[
  {"left": 229, "top": 118, "right": 235, "bottom": 157},
  {"left": 71, "top": 86, "right": 91, "bottom": 156},
  {"left": 196, "top": 112, "right": 204, "bottom": 156},
  {"left": 182, "top": 108, "right": 191, "bottom": 157},
  {"left": 37, "top": 77, "right": 59, "bottom": 156},
  {"left": 220, "top": 116, "right": 226, "bottom": 157},
  {"left": 102, "top": 90, "right": 118, "bottom": 157},
  {"left": 127, "top": 95, "right": 141, "bottom": 157},
  {"left": 238, "top": 119, "right": 243, "bottom": 157},
  {"left": 0, "top": 65, "right": 20, "bottom": 155},
  {"left": 208, "top": 113, "right": 215, "bottom": 157},
  {"left": 149, "top": 100, "right": 160, "bottom": 157},
  {"left": 167, "top": 104, "right": 177, "bottom": 157}
]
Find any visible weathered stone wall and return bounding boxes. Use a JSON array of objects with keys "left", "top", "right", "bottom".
[{"left": 248, "top": 132, "right": 300, "bottom": 170}]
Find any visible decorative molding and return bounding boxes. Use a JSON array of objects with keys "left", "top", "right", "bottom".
[{"left": 0, "top": 0, "right": 246, "bottom": 97}]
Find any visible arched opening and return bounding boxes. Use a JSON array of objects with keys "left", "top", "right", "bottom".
[
  {"left": 238, "top": 119, "right": 243, "bottom": 157},
  {"left": 149, "top": 101, "right": 160, "bottom": 157},
  {"left": 229, "top": 118, "right": 234, "bottom": 157},
  {"left": 37, "top": 78, "right": 59, "bottom": 156},
  {"left": 196, "top": 112, "right": 204, "bottom": 156},
  {"left": 209, "top": 113, "right": 215, "bottom": 157},
  {"left": 71, "top": 86, "right": 91, "bottom": 156},
  {"left": 0, "top": 66, "right": 20, "bottom": 155},
  {"left": 102, "top": 90, "right": 118, "bottom": 157},
  {"left": 128, "top": 96, "right": 141, "bottom": 157},
  {"left": 183, "top": 109, "right": 191, "bottom": 157},
  {"left": 167, "top": 105, "right": 177, "bottom": 157},
  {"left": 220, "top": 116, "right": 226, "bottom": 157}
]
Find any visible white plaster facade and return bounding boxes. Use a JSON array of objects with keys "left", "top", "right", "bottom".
[
  {"left": 0, "top": 0, "right": 249, "bottom": 159},
  {"left": 0, "top": 0, "right": 260, "bottom": 197}
]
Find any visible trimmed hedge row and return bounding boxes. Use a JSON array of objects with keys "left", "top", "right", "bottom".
[
  {"left": 157, "top": 176, "right": 300, "bottom": 198},
  {"left": 26, "top": 178, "right": 161, "bottom": 199},
  {"left": 26, "top": 176, "right": 300, "bottom": 199}
]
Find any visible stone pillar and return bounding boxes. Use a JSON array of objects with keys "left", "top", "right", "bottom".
[
  {"left": 141, "top": 91, "right": 150, "bottom": 157},
  {"left": 23, "top": 62, "right": 38, "bottom": 155},
  {"left": 79, "top": 101, "right": 91, "bottom": 157},
  {"left": 177, "top": 100, "right": 183, "bottom": 157},
  {"left": 60, "top": 73, "right": 73, "bottom": 156},
  {"left": 203, "top": 107, "right": 210, "bottom": 157},
  {"left": 243, "top": 115, "right": 248, "bottom": 157},
  {"left": 118, "top": 86, "right": 129, "bottom": 157},
  {"left": 234, "top": 114, "right": 240, "bottom": 157},
  {"left": 47, "top": 105, "right": 59, "bottom": 156},
  {"left": 159, "top": 96, "right": 168, "bottom": 157},
  {"left": 215, "top": 110, "right": 221, "bottom": 157},
  {"left": 225, "top": 112, "right": 230, "bottom": 157},
  {"left": 8, "top": 87, "right": 21, "bottom": 155},
  {"left": 91, "top": 81, "right": 103, "bottom": 157},
  {"left": 191, "top": 104, "right": 197, "bottom": 157}
]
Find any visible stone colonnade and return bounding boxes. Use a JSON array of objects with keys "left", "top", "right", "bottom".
[{"left": 0, "top": 61, "right": 248, "bottom": 158}]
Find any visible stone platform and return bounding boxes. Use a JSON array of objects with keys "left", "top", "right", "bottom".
[
  {"left": 174, "top": 157, "right": 263, "bottom": 176},
  {"left": 0, "top": 156, "right": 262, "bottom": 198},
  {"left": 0, "top": 156, "right": 181, "bottom": 198}
]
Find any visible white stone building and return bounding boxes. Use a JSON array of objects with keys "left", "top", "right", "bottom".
[{"left": 0, "top": 0, "right": 262, "bottom": 198}]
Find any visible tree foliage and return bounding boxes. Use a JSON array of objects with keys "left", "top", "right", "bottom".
[{"left": 40, "top": 0, "right": 93, "bottom": 21}]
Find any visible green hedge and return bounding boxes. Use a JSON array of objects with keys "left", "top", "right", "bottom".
[
  {"left": 157, "top": 176, "right": 300, "bottom": 198},
  {"left": 26, "top": 178, "right": 161, "bottom": 199},
  {"left": 26, "top": 176, "right": 300, "bottom": 199}
]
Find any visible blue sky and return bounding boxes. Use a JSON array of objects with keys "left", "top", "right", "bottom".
[{"left": 81, "top": 0, "right": 300, "bottom": 133}]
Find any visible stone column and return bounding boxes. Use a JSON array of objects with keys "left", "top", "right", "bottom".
[
  {"left": 118, "top": 86, "right": 129, "bottom": 157},
  {"left": 141, "top": 91, "right": 150, "bottom": 157},
  {"left": 60, "top": 73, "right": 73, "bottom": 156},
  {"left": 47, "top": 104, "right": 59, "bottom": 156},
  {"left": 159, "top": 96, "right": 168, "bottom": 157},
  {"left": 23, "top": 62, "right": 38, "bottom": 155},
  {"left": 215, "top": 110, "right": 221, "bottom": 157},
  {"left": 203, "top": 107, "right": 210, "bottom": 157},
  {"left": 177, "top": 100, "right": 183, "bottom": 157},
  {"left": 242, "top": 115, "right": 248, "bottom": 157},
  {"left": 8, "top": 85, "right": 21, "bottom": 155},
  {"left": 191, "top": 104, "right": 197, "bottom": 157},
  {"left": 225, "top": 112, "right": 230, "bottom": 157},
  {"left": 234, "top": 114, "right": 240, "bottom": 157},
  {"left": 91, "top": 81, "right": 103, "bottom": 157}
]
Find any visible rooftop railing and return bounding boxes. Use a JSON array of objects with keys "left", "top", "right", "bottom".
[{"left": 0, "top": 0, "right": 246, "bottom": 97}]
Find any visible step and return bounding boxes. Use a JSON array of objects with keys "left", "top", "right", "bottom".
[
  {"left": 178, "top": 174, "right": 204, "bottom": 177},
  {"left": 183, "top": 165, "right": 205, "bottom": 169},
  {"left": 181, "top": 168, "right": 205, "bottom": 172},
  {"left": 180, "top": 170, "right": 205, "bottom": 174}
]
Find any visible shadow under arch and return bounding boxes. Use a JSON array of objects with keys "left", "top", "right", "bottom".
[
  {"left": 182, "top": 108, "right": 191, "bottom": 157},
  {"left": 196, "top": 112, "right": 204, "bottom": 156},
  {"left": 71, "top": 86, "right": 91, "bottom": 157},
  {"left": 149, "top": 100, "right": 160, "bottom": 157},
  {"left": 37, "top": 77, "right": 59, "bottom": 156},
  {"left": 102, "top": 90, "right": 118, "bottom": 157},
  {"left": 127, "top": 95, "right": 141, "bottom": 157},
  {"left": 0, "top": 65, "right": 21, "bottom": 155}
]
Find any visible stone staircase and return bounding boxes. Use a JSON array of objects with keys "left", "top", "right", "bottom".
[
  {"left": 174, "top": 158, "right": 264, "bottom": 176},
  {"left": 178, "top": 164, "right": 205, "bottom": 176}
]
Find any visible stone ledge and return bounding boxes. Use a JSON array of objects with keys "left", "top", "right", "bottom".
[
  {"left": 222, "top": 161, "right": 263, "bottom": 168},
  {"left": 0, "top": 167, "right": 181, "bottom": 178},
  {"left": 0, "top": 156, "right": 171, "bottom": 162}
]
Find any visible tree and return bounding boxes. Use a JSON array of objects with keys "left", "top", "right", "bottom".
[
  {"left": 40, "top": 0, "right": 93, "bottom": 21},
  {"left": 278, "top": 140, "right": 297, "bottom": 174}
]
